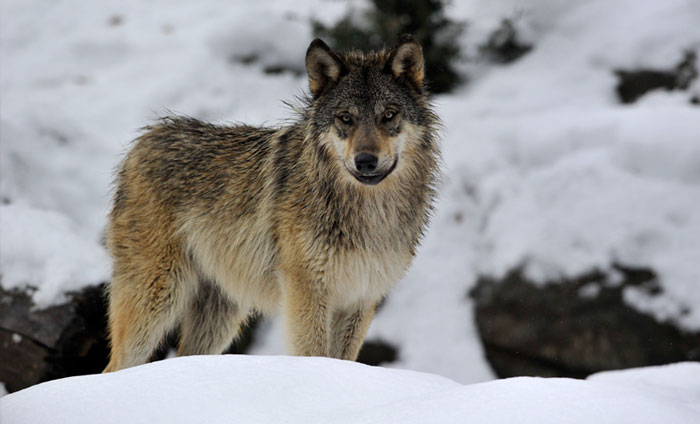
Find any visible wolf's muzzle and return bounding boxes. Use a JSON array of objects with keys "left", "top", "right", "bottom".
[{"left": 352, "top": 156, "right": 398, "bottom": 186}]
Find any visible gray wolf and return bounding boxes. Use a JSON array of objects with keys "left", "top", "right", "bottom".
[{"left": 104, "top": 34, "right": 440, "bottom": 372}]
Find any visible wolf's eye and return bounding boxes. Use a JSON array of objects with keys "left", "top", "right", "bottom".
[
  {"left": 383, "top": 110, "right": 397, "bottom": 121},
  {"left": 338, "top": 113, "right": 353, "bottom": 124}
]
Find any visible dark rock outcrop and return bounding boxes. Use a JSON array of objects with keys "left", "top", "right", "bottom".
[
  {"left": 0, "top": 283, "right": 259, "bottom": 393},
  {"left": 615, "top": 50, "right": 697, "bottom": 104},
  {"left": 357, "top": 339, "right": 399, "bottom": 366},
  {"left": 470, "top": 265, "right": 700, "bottom": 378},
  {"left": 0, "top": 284, "right": 109, "bottom": 392}
]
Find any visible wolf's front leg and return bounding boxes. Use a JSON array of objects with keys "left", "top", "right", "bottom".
[
  {"left": 330, "top": 301, "right": 378, "bottom": 360},
  {"left": 283, "top": 270, "right": 331, "bottom": 357}
]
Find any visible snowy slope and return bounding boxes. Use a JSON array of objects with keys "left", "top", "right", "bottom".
[
  {"left": 440, "top": 0, "right": 700, "bottom": 330},
  {"left": 2, "top": 0, "right": 700, "bottom": 389},
  {"left": 1, "top": 356, "right": 699, "bottom": 424}
]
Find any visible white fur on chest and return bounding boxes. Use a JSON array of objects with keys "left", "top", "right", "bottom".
[
  {"left": 324, "top": 243, "right": 412, "bottom": 308},
  {"left": 321, "top": 191, "right": 415, "bottom": 307}
]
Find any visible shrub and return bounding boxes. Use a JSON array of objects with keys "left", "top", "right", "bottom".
[{"left": 312, "top": 0, "right": 464, "bottom": 94}]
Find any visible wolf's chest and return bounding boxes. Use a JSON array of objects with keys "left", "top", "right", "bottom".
[{"left": 319, "top": 235, "right": 413, "bottom": 307}]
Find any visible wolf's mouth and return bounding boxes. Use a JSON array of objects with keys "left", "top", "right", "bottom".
[{"left": 351, "top": 157, "right": 398, "bottom": 186}]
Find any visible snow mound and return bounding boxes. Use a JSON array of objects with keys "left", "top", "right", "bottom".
[
  {"left": 2, "top": 0, "right": 700, "bottom": 388},
  {"left": 1, "top": 357, "right": 698, "bottom": 423}
]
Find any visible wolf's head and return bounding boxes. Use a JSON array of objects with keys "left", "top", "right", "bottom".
[{"left": 305, "top": 35, "right": 435, "bottom": 186}]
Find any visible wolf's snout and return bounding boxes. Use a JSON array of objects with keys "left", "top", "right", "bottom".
[
  {"left": 354, "top": 153, "right": 378, "bottom": 174},
  {"left": 350, "top": 153, "right": 397, "bottom": 186}
]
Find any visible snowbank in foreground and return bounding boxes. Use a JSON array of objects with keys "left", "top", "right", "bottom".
[
  {"left": 2, "top": 0, "right": 700, "bottom": 387},
  {"left": 1, "top": 356, "right": 698, "bottom": 424}
]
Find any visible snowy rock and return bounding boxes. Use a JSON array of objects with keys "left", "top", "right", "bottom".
[
  {"left": 0, "top": 205, "right": 110, "bottom": 308},
  {"left": 615, "top": 50, "right": 698, "bottom": 104},
  {"left": 356, "top": 339, "right": 399, "bottom": 366},
  {"left": 471, "top": 265, "right": 700, "bottom": 378},
  {"left": 0, "top": 282, "right": 265, "bottom": 393},
  {"left": 0, "top": 284, "right": 109, "bottom": 392}
]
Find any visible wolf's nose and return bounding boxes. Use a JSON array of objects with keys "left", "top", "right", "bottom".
[{"left": 355, "top": 153, "right": 378, "bottom": 173}]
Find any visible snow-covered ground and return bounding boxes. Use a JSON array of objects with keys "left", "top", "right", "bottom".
[
  {"left": 2, "top": 356, "right": 699, "bottom": 423},
  {"left": 445, "top": 0, "right": 700, "bottom": 330},
  {"left": 2, "top": 0, "right": 700, "bottom": 392}
]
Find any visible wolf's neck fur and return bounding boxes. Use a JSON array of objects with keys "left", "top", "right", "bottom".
[{"left": 274, "top": 119, "right": 439, "bottom": 256}]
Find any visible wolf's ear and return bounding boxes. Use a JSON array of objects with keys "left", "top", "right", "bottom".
[
  {"left": 305, "top": 39, "right": 347, "bottom": 98},
  {"left": 385, "top": 34, "right": 425, "bottom": 91}
]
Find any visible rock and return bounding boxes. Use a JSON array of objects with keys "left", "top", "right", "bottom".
[
  {"left": 470, "top": 265, "right": 700, "bottom": 378},
  {"left": 357, "top": 339, "right": 399, "bottom": 366},
  {"left": 0, "top": 283, "right": 260, "bottom": 393},
  {"left": 0, "top": 284, "right": 109, "bottom": 392},
  {"left": 615, "top": 50, "right": 697, "bottom": 104}
]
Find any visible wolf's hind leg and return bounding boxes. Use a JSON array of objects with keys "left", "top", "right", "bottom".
[
  {"left": 330, "top": 301, "right": 379, "bottom": 360},
  {"left": 104, "top": 270, "right": 192, "bottom": 373},
  {"left": 177, "top": 280, "right": 248, "bottom": 356}
]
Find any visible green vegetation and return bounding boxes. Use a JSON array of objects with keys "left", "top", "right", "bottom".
[{"left": 313, "top": 0, "right": 464, "bottom": 94}]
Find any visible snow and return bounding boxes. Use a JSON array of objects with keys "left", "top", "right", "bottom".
[
  {"left": 0, "top": 204, "right": 110, "bottom": 307},
  {"left": 1, "top": 356, "right": 699, "bottom": 423},
  {"left": 440, "top": 0, "right": 700, "bottom": 329},
  {"left": 589, "top": 364, "right": 700, "bottom": 414},
  {"left": 2, "top": 0, "right": 700, "bottom": 392}
]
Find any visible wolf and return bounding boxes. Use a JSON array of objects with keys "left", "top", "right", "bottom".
[{"left": 103, "top": 34, "right": 440, "bottom": 372}]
